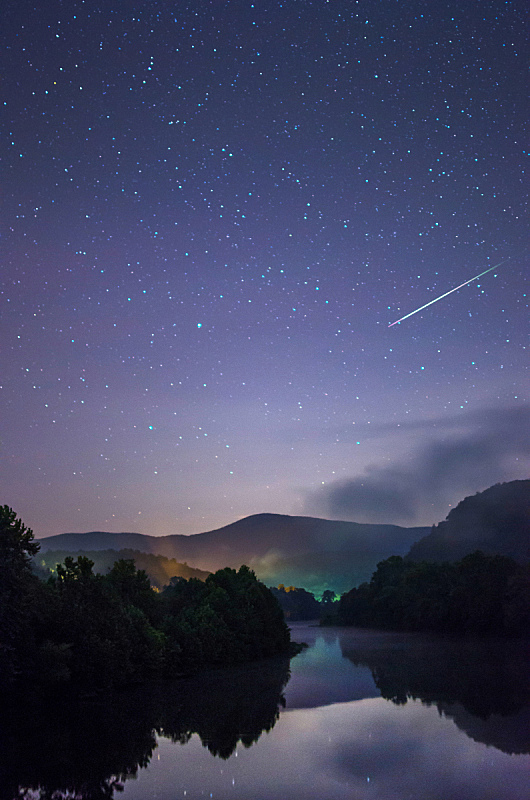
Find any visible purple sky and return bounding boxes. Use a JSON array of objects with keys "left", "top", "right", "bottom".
[{"left": 2, "top": 0, "right": 527, "bottom": 538}]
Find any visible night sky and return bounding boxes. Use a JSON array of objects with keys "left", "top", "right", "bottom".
[{"left": 2, "top": 0, "right": 528, "bottom": 539}]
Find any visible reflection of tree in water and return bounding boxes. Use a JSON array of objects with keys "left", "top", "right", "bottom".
[
  {"left": 0, "top": 655, "right": 291, "bottom": 800},
  {"left": 0, "top": 694, "right": 157, "bottom": 800},
  {"left": 341, "top": 631, "right": 530, "bottom": 754},
  {"left": 158, "top": 657, "right": 290, "bottom": 758}
]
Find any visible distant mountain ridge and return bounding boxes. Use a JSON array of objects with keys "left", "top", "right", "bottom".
[
  {"left": 37, "top": 513, "right": 429, "bottom": 594},
  {"left": 37, "top": 481, "right": 529, "bottom": 594}
]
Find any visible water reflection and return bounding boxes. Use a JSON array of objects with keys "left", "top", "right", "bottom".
[
  {"left": 280, "top": 625, "right": 380, "bottom": 708},
  {"left": 0, "top": 655, "right": 291, "bottom": 800},
  {"left": 2, "top": 627, "right": 529, "bottom": 800},
  {"left": 338, "top": 627, "right": 530, "bottom": 754},
  {"left": 286, "top": 624, "right": 529, "bottom": 755}
]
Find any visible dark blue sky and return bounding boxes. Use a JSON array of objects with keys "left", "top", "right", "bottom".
[{"left": 2, "top": 0, "right": 527, "bottom": 537}]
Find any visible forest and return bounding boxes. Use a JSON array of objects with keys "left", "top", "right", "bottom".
[
  {"left": 270, "top": 584, "right": 331, "bottom": 620},
  {"left": 334, "top": 551, "right": 530, "bottom": 636},
  {"left": 36, "top": 547, "right": 210, "bottom": 589},
  {"left": 0, "top": 506, "right": 292, "bottom": 691}
]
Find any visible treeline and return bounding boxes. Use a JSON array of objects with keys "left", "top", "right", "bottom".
[
  {"left": 270, "top": 585, "right": 339, "bottom": 620},
  {"left": 335, "top": 551, "right": 529, "bottom": 636},
  {"left": 270, "top": 585, "right": 322, "bottom": 620},
  {"left": 37, "top": 548, "right": 210, "bottom": 589},
  {"left": 0, "top": 507, "right": 291, "bottom": 691}
]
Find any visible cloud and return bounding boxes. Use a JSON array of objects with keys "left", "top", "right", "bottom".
[{"left": 305, "top": 406, "right": 530, "bottom": 525}]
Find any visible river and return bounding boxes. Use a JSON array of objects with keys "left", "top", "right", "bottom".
[{"left": 2, "top": 622, "right": 528, "bottom": 799}]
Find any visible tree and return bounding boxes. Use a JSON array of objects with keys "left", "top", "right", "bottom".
[
  {"left": 105, "top": 558, "right": 157, "bottom": 621},
  {"left": 161, "top": 566, "right": 290, "bottom": 673},
  {"left": 56, "top": 554, "right": 95, "bottom": 583},
  {"left": 0, "top": 505, "right": 39, "bottom": 574},
  {"left": 0, "top": 506, "right": 41, "bottom": 680},
  {"left": 271, "top": 585, "right": 321, "bottom": 620},
  {"left": 0, "top": 513, "right": 294, "bottom": 688},
  {"left": 336, "top": 551, "right": 529, "bottom": 636}
]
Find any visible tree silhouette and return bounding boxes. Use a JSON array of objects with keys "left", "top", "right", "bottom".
[
  {"left": 0, "top": 506, "right": 41, "bottom": 680},
  {"left": 1, "top": 508, "right": 294, "bottom": 689},
  {"left": 337, "top": 551, "right": 529, "bottom": 636}
]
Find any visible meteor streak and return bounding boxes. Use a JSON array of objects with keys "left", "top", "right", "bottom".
[{"left": 388, "top": 259, "right": 509, "bottom": 327}]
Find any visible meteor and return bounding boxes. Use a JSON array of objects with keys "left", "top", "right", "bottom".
[{"left": 388, "top": 259, "right": 509, "bottom": 327}]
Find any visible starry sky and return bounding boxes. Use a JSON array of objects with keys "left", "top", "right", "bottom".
[{"left": 2, "top": 0, "right": 528, "bottom": 539}]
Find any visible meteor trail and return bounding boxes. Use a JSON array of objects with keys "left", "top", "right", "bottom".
[{"left": 388, "top": 259, "right": 509, "bottom": 327}]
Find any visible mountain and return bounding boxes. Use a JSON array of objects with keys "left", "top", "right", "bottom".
[
  {"left": 406, "top": 480, "right": 530, "bottom": 564},
  {"left": 37, "top": 514, "right": 429, "bottom": 595}
]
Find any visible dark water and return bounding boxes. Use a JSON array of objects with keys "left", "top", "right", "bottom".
[{"left": 2, "top": 623, "right": 528, "bottom": 799}]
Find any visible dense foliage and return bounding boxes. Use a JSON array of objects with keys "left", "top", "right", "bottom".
[
  {"left": 336, "top": 551, "right": 530, "bottom": 636},
  {"left": 37, "top": 547, "right": 210, "bottom": 588},
  {"left": 270, "top": 584, "right": 322, "bottom": 620},
  {"left": 0, "top": 505, "right": 40, "bottom": 680},
  {"left": 0, "top": 507, "right": 291, "bottom": 691}
]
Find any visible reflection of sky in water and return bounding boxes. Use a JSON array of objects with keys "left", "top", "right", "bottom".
[
  {"left": 120, "top": 623, "right": 530, "bottom": 800},
  {"left": 283, "top": 624, "right": 379, "bottom": 709},
  {"left": 123, "top": 699, "right": 529, "bottom": 800}
]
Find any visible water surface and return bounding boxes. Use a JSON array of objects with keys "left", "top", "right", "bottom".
[{"left": 3, "top": 623, "right": 528, "bottom": 799}]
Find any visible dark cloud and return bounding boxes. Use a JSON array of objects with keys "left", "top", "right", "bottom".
[
  {"left": 306, "top": 406, "right": 530, "bottom": 524},
  {"left": 325, "top": 471, "right": 417, "bottom": 521}
]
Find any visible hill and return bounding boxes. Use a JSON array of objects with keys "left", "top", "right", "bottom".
[
  {"left": 406, "top": 480, "right": 530, "bottom": 564},
  {"left": 37, "top": 514, "right": 428, "bottom": 595},
  {"left": 36, "top": 549, "right": 210, "bottom": 589}
]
